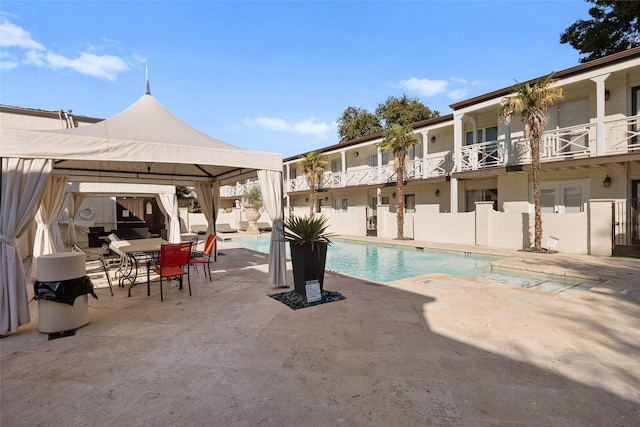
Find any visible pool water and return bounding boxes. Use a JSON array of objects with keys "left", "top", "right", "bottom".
[{"left": 229, "top": 237, "right": 600, "bottom": 293}]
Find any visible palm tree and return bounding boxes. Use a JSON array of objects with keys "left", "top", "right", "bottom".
[
  {"left": 499, "top": 73, "right": 563, "bottom": 252},
  {"left": 300, "top": 151, "right": 328, "bottom": 217},
  {"left": 377, "top": 123, "right": 418, "bottom": 240}
]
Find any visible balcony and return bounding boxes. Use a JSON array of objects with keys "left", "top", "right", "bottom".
[{"left": 459, "top": 116, "right": 640, "bottom": 172}]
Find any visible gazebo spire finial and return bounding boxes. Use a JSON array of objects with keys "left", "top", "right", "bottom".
[{"left": 145, "top": 65, "right": 151, "bottom": 95}]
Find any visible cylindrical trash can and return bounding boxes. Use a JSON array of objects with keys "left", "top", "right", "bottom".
[{"left": 35, "top": 252, "right": 90, "bottom": 334}]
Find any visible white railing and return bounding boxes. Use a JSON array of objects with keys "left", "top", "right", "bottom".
[
  {"left": 220, "top": 181, "right": 257, "bottom": 198},
  {"left": 285, "top": 177, "right": 309, "bottom": 193},
  {"left": 459, "top": 140, "right": 505, "bottom": 171},
  {"left": 425, "top": 152, "right": 451, "bottom": 177},
  {"left": 605, "top": 114, "right": 640, "bottom": 154},
  {"left": 507, "top": 123, "right": 595, "bottom": 166},
  {"left": 542, "top": 123, "right": 593, "bottom": 160}
]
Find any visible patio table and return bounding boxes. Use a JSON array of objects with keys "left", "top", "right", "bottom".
[{"left": 118, "top": 238, "right": 169, "bottom": 297}]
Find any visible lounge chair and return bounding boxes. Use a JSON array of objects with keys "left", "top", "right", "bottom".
[
  {"left": 216, "top": 223, "right": 237, "bottom": 233},
  {"left": 190, "top": 224, "right": 207, "bottom": 235},
  {"left": 257, "top": 222, "right": 272, "bottom": 232}
]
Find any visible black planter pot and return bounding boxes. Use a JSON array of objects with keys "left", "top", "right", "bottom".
[{"left": 289, "top": 242, "right": 328, "bottom": 298}]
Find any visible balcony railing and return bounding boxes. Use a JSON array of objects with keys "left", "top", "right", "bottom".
[
  {"left": 605, "top": 114, "right": 640, "bottom": 154},
  {"left": 425, "top": 152, "right": 452, "bottom": 178},
  {"left": 459, "top": 141, "right": 504, "bottom": 171},
  {"left": 268, "top": 116, "right": 640, "bottom": 195}
]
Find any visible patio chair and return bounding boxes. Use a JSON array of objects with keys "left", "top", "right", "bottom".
[
  {"left": 72, "top": 245, "right": 114, "bottom": 296},
  {"left": 257, "top": 222, "right": 272, "bottom": 232},
  {"left": 190, "top": 234, "right": 217, "bottom": 281},
  {"left": 152, "top": 242, "right": 192, "bottom": 302},
  {"left": 216, "top": 223, "right": 237, "bottom": 233}
]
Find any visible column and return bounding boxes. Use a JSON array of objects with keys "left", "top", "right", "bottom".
[{"left": 590, "top": 73, "right": 610, "bottom": 156}]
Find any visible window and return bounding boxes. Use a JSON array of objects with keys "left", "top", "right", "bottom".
[
  {"left": 331, "top": 159, "right": 342, "bottom": 173},
  {"left": 290, "top": 168, "right": 297, "bottom": 179},
  {"left": 465, "top": 126, "right": 497, "bottom": 145},
  {"left": 381, "top": 196, "right": 390, "bottom": 205},
  {"left": 541, "top": 189, "right": 556, "bottom": 213},
  {"left": 404, "top": 194, "right": 415, "bottom": 213},
  {"left": 334, "top": 198, "right": 348, "bottom": 211},
  {"left": 538, "top": 181, "right": 587, "bottom": 213},
  {"left": 465, "top": 189, "right": 498, "bottom": 212},
  {"left": 369, "top": 151, "right": 390, "bottom": 166}
]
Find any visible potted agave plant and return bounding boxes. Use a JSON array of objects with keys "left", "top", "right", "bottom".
[{"left": 282, "top": 214, "right": 333, "bottom": 298}]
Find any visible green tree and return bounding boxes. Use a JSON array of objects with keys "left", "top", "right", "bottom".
[
  {"left": 336, "top": 106, "right": 382, "bottom": 142},
  {"left": 377, "top": 123, "right": 418, "bottom": 240},
  {"left": 560, "top": 0, "right": 640, "bottom": 63},
  {"left": 375, "top": 94, "right": 439, "bottom": 127},
  {"left": 300, "top": 151, "right": 328, "bottom": 217},
  {"left": 499, "top": 74, "right": 564, "bottom": 252},
  {"left": 176, "top": 186, "right": 192, "bottom": 199}
]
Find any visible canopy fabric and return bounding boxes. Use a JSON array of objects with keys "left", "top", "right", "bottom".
[
  {"left": 1, "top": 158, "right": 52, "bottom": 335},
  {"left": 31, "top": 174, "right": 68, "bottom": 278},
  {"left": 257, "top": 170, "right": 287, "bottom": 287},
  {"left": 0, "top": 94, "right": 282, "bottom": 186},
  {"left": 1, "top": 93, "right": 285, "bottom": 335}
]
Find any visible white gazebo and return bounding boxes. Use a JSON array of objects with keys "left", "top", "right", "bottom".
[{"left": 1, "top": 91, "right": 287, "bottom": 336}]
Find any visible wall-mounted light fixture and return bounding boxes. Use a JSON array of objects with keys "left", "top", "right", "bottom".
[
  {"left": 435, "top": 189, "right": 440, "bottom": 197},
  {"left": 604, "top": 89, "right": 611, "bottom": 101},
  {"left": 353, "top": 151, "right": 359, "bottom": 157},
  {"left": 145, "top": 162, "right": 153, "bottom": 173},
  {"left": 391, "top": 192, "right": 396, "bottom": 198},
  {"left": 603, "top": 175, "right": 611, "bottom": 187},
  {"left": 430, "top": 136, "right": 436, "bottom": 144},
  {"left": 325, "top": 196, "right": 329, "bottom": 201}
]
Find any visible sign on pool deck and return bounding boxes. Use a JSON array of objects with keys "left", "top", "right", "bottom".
[{"left": 305, "top": 280, "right": 322, "bottom": 303}]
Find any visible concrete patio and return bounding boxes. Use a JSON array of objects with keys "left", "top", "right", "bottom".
[{"left": 2, "top": 238, "right": 639, "bottom": 426}]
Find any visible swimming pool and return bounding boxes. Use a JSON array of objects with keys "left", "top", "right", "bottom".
[{"left": 228, "top": 237, "right": 600, "bottom": 293}]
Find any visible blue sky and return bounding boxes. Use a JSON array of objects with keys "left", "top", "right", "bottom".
[{"left": 1, "top": 1, "right": 590, "bottom": 158}]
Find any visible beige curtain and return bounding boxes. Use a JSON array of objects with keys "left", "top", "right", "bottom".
[
  {"left": 155, "top": 193, "right": 181, "bottom": 243},
  {"left": 1, "top": 158, "right": 52, "bottom": 335},
  {"left": 66, "top": 192, "right": 86, "bottom": 245},
  {"left": 258, "top": 170, "right": 287, "bottom": 287},
  {"left": 31, "top": 174, "right": 68, "bottom": 278}
]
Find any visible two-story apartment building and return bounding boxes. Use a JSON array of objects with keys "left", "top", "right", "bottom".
[{"left": 276, "top": 48, "right": 640, "bottom": 256}]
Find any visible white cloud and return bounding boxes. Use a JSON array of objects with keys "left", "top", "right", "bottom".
[
  {"left": 0, "top": 19, "right": 45, "bottom": 50},
  {"left": 0, "top": 51, "right": 19, "bottom": 70},
  {"left": 244, "top": 116, "right": 334, "bottom": 139},
  {"left": 43, "top": 51, "right": 130, "bottom": 80},
  {"left": 1, "top": 16, "right": 136, "bottom": 80},
  {"left": 399, "top": 77, "right": 449, "bottom": 97},
  {"left": 447, "top": 89, "right": 469, "bottom": 100},
  {"left": 450, "top": 77, "right": 468, "bottom": 84}
]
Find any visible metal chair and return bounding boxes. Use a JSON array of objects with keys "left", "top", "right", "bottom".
[
  {"left": 190, "top": 234, "right": 216, "bottom": 281},
  {"left": 152, "top": 242, "right": 192, "bottom": 301},
  {"left": 72, "top": 245, "right": 114, "bottom": 296}
]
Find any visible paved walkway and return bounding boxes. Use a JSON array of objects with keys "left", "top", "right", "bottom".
[{"left": 2, "top": 239, "right": 639, "bottom": 426}]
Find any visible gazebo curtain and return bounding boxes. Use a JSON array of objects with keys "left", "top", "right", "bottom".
[
  {"left": 257, "top": 170, "right": 287, "bottom": 287},
  {"left": 66, "top": 192, "right": 86, "bottom": 245},
  {"left": 31, "top": 174, "right": 68, "bottom": 278},
  {"left": 1, "top": 158, "right": 52, "bottom": 336},
  {"left": 155, "top": 193, "right": 181, "bottom": 243},
  {"left": 195, "top": 181, "right": 219, "bottom": 236}
]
